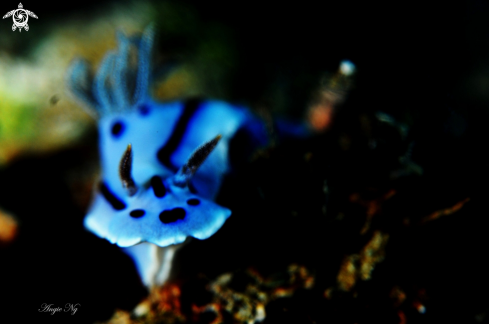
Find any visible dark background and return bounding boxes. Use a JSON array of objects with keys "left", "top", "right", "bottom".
[{"left": 1, "top": 0, "right": 489, "bottom": 323}]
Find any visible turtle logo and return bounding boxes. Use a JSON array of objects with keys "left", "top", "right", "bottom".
[{"left": 2, "top": 3, "right": 38, "bottom": 32}]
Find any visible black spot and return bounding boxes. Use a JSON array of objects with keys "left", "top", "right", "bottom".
[
  {"left": 99, "top": 182, "right": 126, "bottom": 210},
  {"left": 188, "top": 181, "right": 198, "bottom": 194},
  {"left": 187, "top": 198, "right": 200, "bottom": 206},
  {"left": 49, "top": 94, "right": 59, "bottom": 106},
  {"left": 159, "top": 208, "right": 186, "bottom": 224},
  {"left": 157, "top": 97, "right": 203, "bottom": 171},
  {"left": 130, "top": 209, "right": 145, "bottom": 218},
  {"left": 111, "top": 121, "right": 125, "bottom": 137},
  {"left": 151, "top": 176, "right": 167, "bottom": 198},
  {"left": 138, "top": 103, "right": 150, "bottom": 116}
]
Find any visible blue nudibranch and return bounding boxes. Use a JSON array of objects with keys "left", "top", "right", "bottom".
[{"left": 66, "top": 26, "right": 268, "bottom": 286}]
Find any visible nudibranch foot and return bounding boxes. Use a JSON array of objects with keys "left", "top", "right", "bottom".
[{"left": 123, "top": 240, "right": 187, "bottom": 288}]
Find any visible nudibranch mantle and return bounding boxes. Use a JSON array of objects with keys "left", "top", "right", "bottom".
[{"left": 67, "top": 25, "right": 259, "bottom": 277}]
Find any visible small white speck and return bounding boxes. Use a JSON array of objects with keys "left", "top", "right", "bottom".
[
  {"left": 254, "top": 304, "right": 266, "bottom": 322},
  {"left": 339, "top": 60, "right": 356, "bottom": 76},
  {"left": 417, "top": 304, "right": 426, "bottom": 314},
  {"left": 132, "top": 301, "right": 150, "bottom": 317}
]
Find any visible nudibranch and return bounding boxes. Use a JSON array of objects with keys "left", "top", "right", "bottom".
[{"left": 66, "top": 26, "right": 266, "bottom": 287}]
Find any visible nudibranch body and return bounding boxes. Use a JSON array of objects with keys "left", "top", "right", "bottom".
[
  {"left": 86, "top": 97, "right": 249, "bottom": 248},
  {"left": 66, "top": 26, "right": 266, "bottom": 286}
]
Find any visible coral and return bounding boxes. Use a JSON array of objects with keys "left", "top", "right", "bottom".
[
  {"left": 336, "top": 230, "right": 390, "bottom": 292},
  {"left": 0, "top": 208, "right": 17, "bottom": 245},
  {"left": 101, "top": 264, "right": 314, "bottom": 324},
  {"left": 420, "top": 197, "right": 470, "bottom": 224}
]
